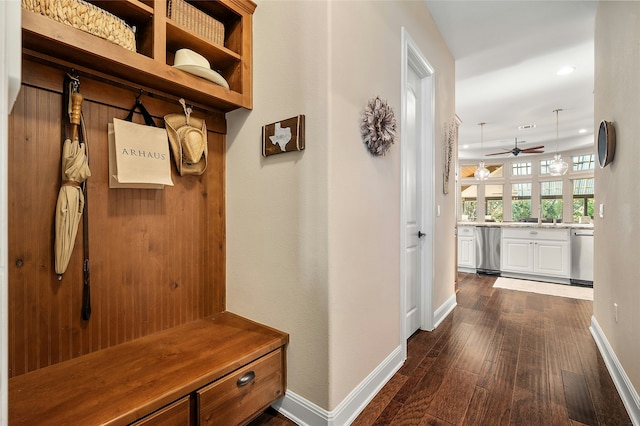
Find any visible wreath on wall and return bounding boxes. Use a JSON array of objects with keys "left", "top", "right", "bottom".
[{"left": 360, "top": 96, "right": 397, "bottom": 156}]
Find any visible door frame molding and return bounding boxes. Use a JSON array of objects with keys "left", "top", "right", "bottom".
[{"left": 400, "top": 27, "right": 435, "bottom": 358}]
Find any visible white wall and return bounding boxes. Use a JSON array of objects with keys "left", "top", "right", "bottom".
[
  {"left": 593, "top": 0, "right": 640, "bottom": 408},
  {"left": 326, "top": 0, "right": 455, "bottom": 408},
  {"left": 1, "top": 1, "right": 21, "bottom": 422},
  {"left": 226, "top": 0, "right": 454, "bottom": 414},
  {"left": 226, "top": 0, "right": 331, "bottom": 409}
]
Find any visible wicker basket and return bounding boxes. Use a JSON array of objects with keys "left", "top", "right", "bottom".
[
  {"left": 167, "top": 0, "right": 225, "bottom": 47},
  {"left": 22, "top": 0, "right": 137, "bottom": 52}
]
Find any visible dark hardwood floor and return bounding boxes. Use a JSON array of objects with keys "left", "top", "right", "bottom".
[{"left": 250, "top": 273, "right": 631, "bottom": 425}]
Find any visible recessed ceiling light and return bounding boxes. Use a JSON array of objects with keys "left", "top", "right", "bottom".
[
  {"left": 518, "top": 124, "right": 536, "bottom": 130},
  {"left": 462, "top": 144, "right": 470, "bottom": 149},
  {"left": 557, "top": 66, "right": 576, "bottom": 76},
  {"left": 579, "top": 128, "right": 587, "bottom": 134}
]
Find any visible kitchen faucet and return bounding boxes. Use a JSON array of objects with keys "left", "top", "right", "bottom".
[{"left": 538, "top": 205, "right": 542, "bottom": 224}]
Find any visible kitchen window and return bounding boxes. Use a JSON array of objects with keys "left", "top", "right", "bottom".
[
  {"left": 512, "top": 162, "right": 531, "bottom": 176},
  {"left": 461, "top": 163, "right": 504, "bottom": 179},
  {"left": 512, "top": 182, "right": 531, "bottom": 221},
  {"left": 461, "top": 184, "right": 477, "bottom": 221},
  {"left": 485, "top": 184, "right": 503, "bottom": 222},
  {"left": 540, "top": 159, "right": 553, "bottom": 174},
  {"left": 573, "top": 178, "right": 594, "bottom": 221},
  {"left": 486, "top": 164, "right": 504, "bottom": 178},
  {"left": 572, "top": 154, "right": 595, "bottom": 171},
  {"left": 541, "top": 181, "right": 563, "bottom": 220}
]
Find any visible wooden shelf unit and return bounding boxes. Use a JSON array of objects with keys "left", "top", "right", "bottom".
[
  {"left": 21, "top": 0, "right": 256, "bottom": 111},
  {"left": 12, "top": 3, "right": 286, "bottom": 424}
]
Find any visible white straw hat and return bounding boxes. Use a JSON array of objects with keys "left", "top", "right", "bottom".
[{"left": 173, "top": 48, "right": 229, "bottom": 89}]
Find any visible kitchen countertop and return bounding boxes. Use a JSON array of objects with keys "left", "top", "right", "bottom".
[{"left": 457, "top": 221, "right": 594, "bottom": 230}]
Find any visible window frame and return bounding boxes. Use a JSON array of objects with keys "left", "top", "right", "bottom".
[
  {"left": 540, "top": 181, "right": 563, "bottom": 220},
  {"left": 511, "top": 182, "right": 532, "bottom": 221},
  {"left": 512, "top": 161, "right": 532, "bottom": 176},
  {"left": 572, "top": 154, "right": 595, "bottom": 172},
  {"left": 572, "top": 177, "right": 594, "bottom": 220}
]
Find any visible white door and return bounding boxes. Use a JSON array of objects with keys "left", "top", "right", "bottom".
[
  {"left": 401, "top": 29, "right": 435, "bottom": 343},
  {"left": 404, "top": 65, "right": 422, "bottom": 336}
]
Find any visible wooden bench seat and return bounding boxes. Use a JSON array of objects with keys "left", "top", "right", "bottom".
[{"left": 9, "top": 312, "right": 288, "bottom": 425}]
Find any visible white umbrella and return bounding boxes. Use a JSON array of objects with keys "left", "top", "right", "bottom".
[{"left": 54, "top": 91, "right": 90, "bottom": 279}]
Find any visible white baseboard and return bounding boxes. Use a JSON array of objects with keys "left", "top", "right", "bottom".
[
  {"left": 272, "top": 345, "right": 404, "bottom": 426},
  {"left": 433, "top": 292, "right": 457, "bottom": 329},
  {"left": 590, "top": 316, "right": 640, "bottom": 425}
]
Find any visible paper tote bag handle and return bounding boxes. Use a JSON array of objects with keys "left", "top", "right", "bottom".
[{"left": 125, "top": 99, "right": 156, "bottom": 127}]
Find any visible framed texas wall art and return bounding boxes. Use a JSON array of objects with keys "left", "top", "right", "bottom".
[{"left": 262, "top": 115, "right": 305, "bottom": 157}]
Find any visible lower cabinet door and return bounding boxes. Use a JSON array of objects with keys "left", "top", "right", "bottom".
[
  {"left": 502, "top": 238, "right": 533, "bottom": 273},
  {"left": 198, "top": 349, "right": 284, "bottom": 426},
  {"left": 534, "top": 240, "right": 570, "bottom": 277},
  {"left": 130, "top": 396, "right": 192, "bottom": 426},
  {"left": 457, "top": 236, "right": 475, "bottom": 268}
]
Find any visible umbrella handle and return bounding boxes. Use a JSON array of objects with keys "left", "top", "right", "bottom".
[
  {"left": 69, "top": 92, "right": 83, "bottom": 140},
  {"left": 70, "top": 92, "right": 83, "bottom": 125}
]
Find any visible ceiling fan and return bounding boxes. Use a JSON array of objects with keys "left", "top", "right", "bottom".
[{"left": 485, "top": 137, "right": 544, "bottom": 157}]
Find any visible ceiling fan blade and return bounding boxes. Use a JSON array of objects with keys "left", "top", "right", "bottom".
[
  {"left": 483, "top": 143, "right": 544, "bottom": 157},
  {"left": 521, "top": 145, "right": 545, "bottom": 152}
]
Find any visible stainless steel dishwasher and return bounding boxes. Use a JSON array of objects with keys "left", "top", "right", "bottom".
[
  {"left": 571, "top": 228, "right": 594, "bottom": 286},
  {"left": 475, "top": 226, "right": 501, "bottom": 275}
]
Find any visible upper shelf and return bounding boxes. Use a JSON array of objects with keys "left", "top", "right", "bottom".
[{"left": 21, "top": 0, "right": 256, "bottom": 112}]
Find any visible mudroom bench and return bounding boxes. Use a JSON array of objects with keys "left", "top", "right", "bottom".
[{"left": 9, "top": 312, "right": 289, "bottom": 425}]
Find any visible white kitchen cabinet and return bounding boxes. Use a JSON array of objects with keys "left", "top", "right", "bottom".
[
  {"left": 501, "top": 227, "right": 570, "bottom": 282},
  {"left": 457, "top": 226, "right": 476, "bottom": 271}
]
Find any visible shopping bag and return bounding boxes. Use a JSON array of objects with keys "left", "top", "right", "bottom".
[{"left": 109, "top": 100, "right": 173, "bottom": 188}]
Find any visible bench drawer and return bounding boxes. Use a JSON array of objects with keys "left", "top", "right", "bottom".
[
  {"left": 198, "top": 349, "right": 285, "bottom": 426},
  {"left": 130, "top": 396, "right": 192, "bottom": 426}
]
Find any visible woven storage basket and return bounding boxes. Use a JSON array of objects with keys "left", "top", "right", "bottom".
[
  {"left": 22, "top": 0, "right": 136, "bottom": 52},
  {"left": 167, "top": 0, "right": 225, "bottom": 47}
]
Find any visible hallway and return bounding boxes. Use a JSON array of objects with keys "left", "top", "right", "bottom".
[{"left": 252, "top": 273, "right": 631, "bottom": 425}]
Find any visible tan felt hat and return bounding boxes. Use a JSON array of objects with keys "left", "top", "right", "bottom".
[
  {"left": 164, "top": 114, "right": 208, "bottom": 176},
  {"left": 173, "top": 49, "right": 229, "bottom": 89}
]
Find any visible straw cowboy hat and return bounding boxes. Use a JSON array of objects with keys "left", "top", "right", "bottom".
[
  {"left": 164, "top": 112, "right": 208, "bottom": 176},
  {"left": 173, "top": 48, "right": 229, "bottom": 89}
]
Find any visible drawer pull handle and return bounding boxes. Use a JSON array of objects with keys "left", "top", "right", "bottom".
[
  {"left": 237, "top": 371, "right": 256, "bottom": 387},
  {"left": 530, "top": 231, "right": 538, "bottom": 235}
]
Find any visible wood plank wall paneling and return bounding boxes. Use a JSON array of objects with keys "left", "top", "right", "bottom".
[{"left": 8, "top": 59, "right": 226, "bottom": 378}]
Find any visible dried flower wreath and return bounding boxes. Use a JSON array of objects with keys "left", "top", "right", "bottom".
[
  {"left": 360, "top": 96, "right": 397, "bottom": 156},
  {"left": 443, "top": 119, "right": 456, "bottom": 193}
]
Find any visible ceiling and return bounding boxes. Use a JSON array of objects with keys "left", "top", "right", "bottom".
[{"left": 424, "top": 0, "right": 597, "bottom": 160}]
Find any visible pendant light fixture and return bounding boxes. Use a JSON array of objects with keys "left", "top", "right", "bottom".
[
  {"left": 474, "top": 122, "right": 490, "bottom": 181},
  {"left": 549, "top": 109, "right": 569, "bottom": 176}
]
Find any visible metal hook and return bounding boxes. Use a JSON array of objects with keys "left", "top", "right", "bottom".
[
  {"left": 179, "top": 98, "right": 192, "bottom": 126},
  {"left": 136, "top": 89, "right": 144, "bottom": 103},
  {"left": 67, "top": 69, "right": 80, "bottom": 93}
]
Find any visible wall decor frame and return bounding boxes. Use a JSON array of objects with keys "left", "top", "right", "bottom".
[{"left": 262, "top": 115, "right": 305, "bottom": 157}]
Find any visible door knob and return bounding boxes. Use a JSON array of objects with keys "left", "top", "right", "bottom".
[{"left": 418, "top": 231, "right": 426, "bottom": 238}]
